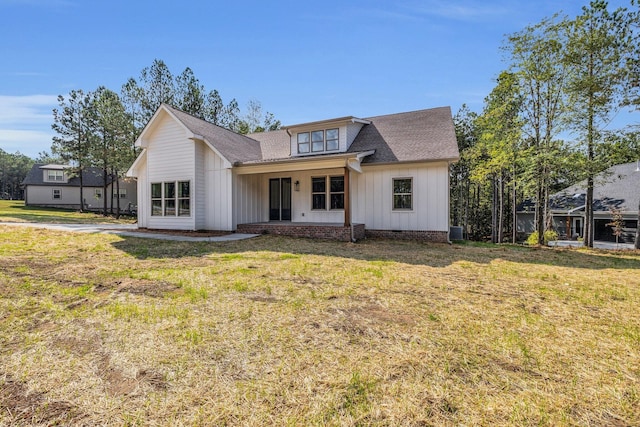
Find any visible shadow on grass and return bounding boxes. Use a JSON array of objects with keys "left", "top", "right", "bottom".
[{"left": 110, "top": 234, "right": 640, "bottom": 270}]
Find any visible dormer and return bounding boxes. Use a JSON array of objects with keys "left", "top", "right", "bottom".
[
  {"left": 40, "top": 164, "right": 70, "bottom": 183},
  {"left": 284, "top": 116, "right": 371, "bottom": 157}
]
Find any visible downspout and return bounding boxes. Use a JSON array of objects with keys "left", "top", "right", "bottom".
[
  {"left": 350, "top": 175, "right": 356, "bottom": 243},
  {"left": 446, "top": 160, "right": 453, "bottom": 244}
]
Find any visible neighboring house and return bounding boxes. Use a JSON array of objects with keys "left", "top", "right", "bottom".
[
  {"left": 23, "top": 164, "right": 137, "bottom": 213},
  {"left": 517, "top": 161, "right": 640, "bottom": 243},
  {"left": 126, "top": 104, "right": 459, "bottom": 241}
]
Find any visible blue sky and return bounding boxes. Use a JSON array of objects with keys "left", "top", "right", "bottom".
[{"left": 0, "top": 0, "right": 637, "bottom": 158}]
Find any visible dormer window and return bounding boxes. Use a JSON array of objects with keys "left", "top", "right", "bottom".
[
  {"left": 297, "top": 128, "right": 339, "bottom": 154},
  {"left": 47, "top": 170, "right": 64, "bottom": 181}
]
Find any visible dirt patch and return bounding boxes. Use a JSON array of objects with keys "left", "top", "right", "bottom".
[
  {"left": 0, "top": 375, "right": 87, "bottom": 425},
  {"left": 245, "top": 293, "right": 280, "bottom": 303},
  {"left": 113, "top": 278, "right": 179, "bottom": 297},
  {"left": 136, "top": 369, "right": 168, "bottom": 391}
]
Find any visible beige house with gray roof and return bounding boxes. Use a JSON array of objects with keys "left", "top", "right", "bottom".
[{"left": 127, "top": 104, "right": 459, "bottom": 241}]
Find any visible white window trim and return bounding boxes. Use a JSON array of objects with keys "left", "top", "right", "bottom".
[
  {"left": 392, "top": 177, "right": 413, "bottom": 211},
  {"left": 150, "top": 180, "right": 191, "bottom": 217},
  {"left": 47, "top": 170, "right": 65, "bottom": 182}
]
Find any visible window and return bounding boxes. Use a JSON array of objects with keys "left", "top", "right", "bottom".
[
  {"left": 178, "top": 181, "right": 190, "bottom": 216},
  {"left": 95, "top": 189, "right": 102, "bottom": 199},
  {"left": 393, "top": 178, "right": 413, "bottom": 210},
  {"left": 297, "top": 132, "right": 310, "bottom": 154},
  {"left": 151, "top": 183, "right": 162, "bottom": 216},
  {"left": 164, "top": 182, "right": 176, "bottom": 216},
  {"left": 297, "top": 128, "right": 339, "bottom": 154},
  {"left": 311, "top": 131, "right": 324, "bottom": 152},
  {"left": 47, "top": 170, "right": 64, "bottom": 182},
  {"left": 329, "top": 176, "right": 344, "bottom": 209},
  {"left": 52, "top": 189, "right": 61, "bottom": 199},
  {"left": 113, "top": 188, "right": 127, "bottom": 199},
  {"left": 151, "top": 181, "right": 190, "bottom": 217},
  {"left": 311, "top": 176, "right": 344, "bottom": 210},
  {"left": 326, "top": 129, "right": 339, "bottom": 151},
  {"left": 311, "top": 177, "right": 326, "bottom": 210}
]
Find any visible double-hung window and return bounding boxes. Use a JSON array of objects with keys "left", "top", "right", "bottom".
[
  {"left": 47, "top": 170, "right": 64, "bottom": 181},
  {"left": 113, "top": 189, "right": 127, "bottom": 199},
  {"left": 393, "top": 178, "right": 413, "bottom": 210},
  {"left": 311, "top": 177, "right": 326, "bottom": 210},
  {"left": 311, "top": 176, "right": 344, "bottom": 210},
  {"left": 151, "top": 181, "right": 190, "bottom": 217},
  {"left": 297, "top": 133, "right": 310, "bottom": 154},
  {"left": 329, "top": 176, "right": 344, "bottom": 209},
  {"left": 52, "top": 189, "right": 61, "bottom": 200}
]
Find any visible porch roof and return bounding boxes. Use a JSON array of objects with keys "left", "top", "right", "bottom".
[{"left": 233, "top": 150, "right": 375, "bottom": 174}]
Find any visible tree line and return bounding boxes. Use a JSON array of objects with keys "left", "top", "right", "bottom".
[
  {"left": 451, "top": 0, "right": 640, "bottom": 248},
  {"left": 50, "top": 59, "right": 281, "bottom": 215}
]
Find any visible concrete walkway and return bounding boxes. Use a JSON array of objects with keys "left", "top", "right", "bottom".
[
  {"left": 548, "top": 240, "right": 636, "bottom": 250},
  {"left": 0, "top": 222, "right": 259, "bottom": 242}
]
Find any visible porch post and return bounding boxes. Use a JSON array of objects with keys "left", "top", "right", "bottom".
[{"left": 344, "top": 167, "right": 351, "bottom": 227}]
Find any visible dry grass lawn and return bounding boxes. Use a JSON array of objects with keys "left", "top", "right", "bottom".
[{"left": 1, "top": 225, "right": 639, "bottom": 426}]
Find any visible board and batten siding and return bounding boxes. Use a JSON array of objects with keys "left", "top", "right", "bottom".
[
  {"left": 144, "top": 114, "right": 195, "bottom": 230},
  {"left": 351, "top": 162, "right": 450, "bottom": 232},
  {"left": 194, "top": 141, "right": 206, "bottom": 230},
  {"left": 136, "top": 155, "right": 149, "bottom": 228},
  {"left": 203, "top": 147, "right": 234, "bottom": 230},
  {"left": 232, "top": 174, "right": 261, "bottom": 228}
]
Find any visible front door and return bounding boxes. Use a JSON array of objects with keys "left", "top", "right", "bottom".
[{"left": 269, "top": 178, "right": 291, "bottom": 221}]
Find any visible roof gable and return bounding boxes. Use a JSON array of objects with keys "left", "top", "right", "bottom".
[{"left": 162, "top": 105, "right": 262, "bottom": 164}]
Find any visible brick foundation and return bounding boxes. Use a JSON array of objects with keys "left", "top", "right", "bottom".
[
  {"left": 365, "top": 229, "right": 449, "bottom": 242},
  {"left": 237, "top": 223, "right": 365, "bottom": 242}
]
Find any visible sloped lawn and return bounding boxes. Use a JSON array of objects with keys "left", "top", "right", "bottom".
[{"left": 1, "top": 226, "right": 639, "bottom": 426}]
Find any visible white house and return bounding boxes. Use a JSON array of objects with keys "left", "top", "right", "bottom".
[
  {"left": 23, "top": 164, "right": 137, "bottom": 213},
  {"left": 126, "top": 104, "right": 459, "bottom": 241}
]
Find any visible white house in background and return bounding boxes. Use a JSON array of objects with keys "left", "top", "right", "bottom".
[
  {"left": 126, "top": 104, "right": 459, "bottom": 241},
  {"left": 23, "top": 164, "right": 137, "bottom": 213}
]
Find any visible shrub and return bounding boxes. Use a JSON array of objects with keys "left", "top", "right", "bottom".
[{"left": 526, "top": 230, "right": 559, "bottom": 245}]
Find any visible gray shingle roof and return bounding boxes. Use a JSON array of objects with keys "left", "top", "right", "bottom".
[
  {"left": 22, "top": 164, "right": 110, "bottom": 187},
  {"left": 245, "top": 129, "right": 291, "bottom": 160},
  {"left": 164, "top": 105, "right": 262, "bottom": 164},
  {"left": 160, "top": 104, "right": 459, "bottom": 165},
  {"left": 551, "top": 162, "right": 640, "bottom": 213},
  {"left": 349, "top": 107, "right": 459, "bottom": 163}
]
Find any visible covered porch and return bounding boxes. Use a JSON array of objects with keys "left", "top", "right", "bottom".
[{"left": 233, "top": 150, "right": 374, "bottom": 241}]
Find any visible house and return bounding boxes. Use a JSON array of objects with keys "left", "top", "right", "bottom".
[
  {"left": 517, "top": 161, "right": 640, "bottom": 243},
  {"left": 126, "top": 104, "right": 459, "bottom": 241},
  {"left": 22, "top": 164, "right": 137, "bottom": 213}
]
